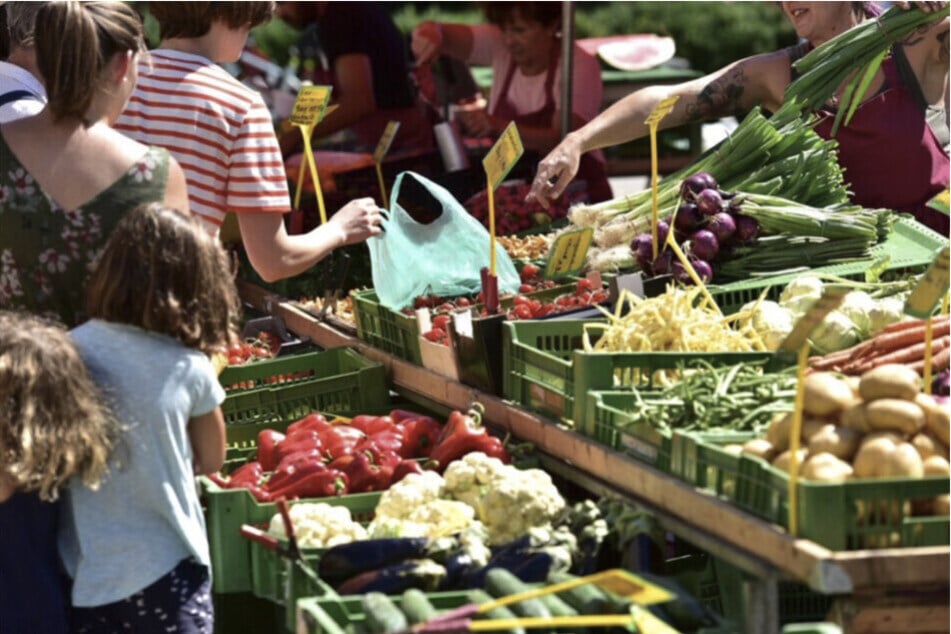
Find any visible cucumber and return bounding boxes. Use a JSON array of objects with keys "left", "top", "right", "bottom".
[
  {"left": 484, "top": 568, "right": 551, "bottom": 620},
  {"left": 536, "top": 592, "right": 577, "bottom": 618},
  {"left": 399, "top": 588, "right": 437, "bottom": 626},
  {"left": 468, "top": 589, "right": 526, "bottom": 634},
  {"left": 548, "top": 571, "right": 612, "bottom": 615},
  {"left": 362, "top": 591, "right": 408, "bottom": 634}
]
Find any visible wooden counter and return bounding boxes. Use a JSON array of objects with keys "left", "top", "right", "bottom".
[{"left": 240, "top": 280, "right": 950, "bottom": 633}]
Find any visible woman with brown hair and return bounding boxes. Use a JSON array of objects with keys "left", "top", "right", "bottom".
[{"left": 0, "top": 0, "right": 189, "bottom": 327}]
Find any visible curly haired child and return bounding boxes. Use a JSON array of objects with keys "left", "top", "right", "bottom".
[
  {"left": 0, "top": 311, "right": 118, "bottom": 634},
  {"left": 61, "top": 203, "right": 242, "bottom": 634}
]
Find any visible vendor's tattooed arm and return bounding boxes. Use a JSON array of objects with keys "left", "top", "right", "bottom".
[{"left": 684, "top": 66, "right": 748, "bottom": 122}]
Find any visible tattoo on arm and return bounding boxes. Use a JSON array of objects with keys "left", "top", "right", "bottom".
[{"left": 685, "top": 66, "right": 748, "bottom": 122}]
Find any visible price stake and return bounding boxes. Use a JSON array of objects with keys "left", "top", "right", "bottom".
[
  {"left": 482, "top": 122, "right": 524, "bottom": 276},
  {"left": 905, "top": 247, "right": 950, "bottom": 319},
  {"left": 786, "top": 342, "right": 811, "bottom": 537},
  {"left": 372, "top": 120, "right": 400, "bottom": 209},
  {"left": 290, "top": 85, "right": 333, "bottom": 224},
  {"left": 663, "top": 230, "right": 719, "bottom": 314},
  {"left": 645, "top": 95, "right": 679, "bottom": 259},
  {"left": 927, "top": 187, "right": 950, "bottom": 216},
  {"left": 777, "top": 286, "right": 849, "bottom": 353},
  {"left": 544, "top": 227, "right": 594, "bottom": 279}
]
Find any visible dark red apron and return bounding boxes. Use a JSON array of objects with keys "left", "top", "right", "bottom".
[
  {"left": 491, "top": 44, "right": 613, "bottom": 203},
  {"left": 814, "top": 55, "right": 949, "bottom": 234}
]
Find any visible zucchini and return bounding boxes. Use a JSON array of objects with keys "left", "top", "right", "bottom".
[
  {"left": 362, "top": 592, "right": 409, "bottom": 634},
  {"left": 468, "top": 589, "right": 526, "bottom": 634},
  {"left": 549, "top": 571, "right": 612, "bottom": 615},
  {"left": 400, "top": 588, "right": 437, "bottom": 626},
  {"left": 484, "top": 568, "right": 551, "bottom": 620}
]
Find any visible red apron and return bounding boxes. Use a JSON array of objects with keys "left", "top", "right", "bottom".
[
  {"left": 491, "top": 44, "right": 613, "bottom": 203},
  {"left": 814, "top": 55, "right": 949, "bottom": 234}
]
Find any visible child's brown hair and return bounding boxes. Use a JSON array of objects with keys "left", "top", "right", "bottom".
[
  {"left": 85, "top": 203, "right": 240, "bottom": 356},
  {"left": 149, "top": 1, "right": 274, "bottom": 40},
  {"left": 0, "top": 312, "right": 118, "bottom": 501}
]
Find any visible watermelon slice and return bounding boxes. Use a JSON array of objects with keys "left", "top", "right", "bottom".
[{"left": 578, "top": 34, "right": 676, "bottom": 72}]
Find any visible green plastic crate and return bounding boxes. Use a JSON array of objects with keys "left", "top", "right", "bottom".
[
  {"left": 710, "top": 216, "right": 946, "bottom": 314},
  {"left": 198, "top": 478, "right": 381, "bottom": 594},
  {"left": 220, "top": 347, "right": 390, "bottom": 428},
  {"left": 672, "top": 431, "right": 757, "bottom": 502},
  {"left": 503, "top": 319, "right": 774, "bottom": 426},
  {"left": 351, "top": 289, "right": 425, "bottom": 364},
  {"left": 296, "top": 592, "right": 470, "bottom": 634}
]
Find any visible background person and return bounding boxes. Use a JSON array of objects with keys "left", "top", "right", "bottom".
[
  {"left": 0, "top": 2, "right": 47, "bottom": 123},
  {"left": 114, "top": 1, "right": 384, "bottom": 283},
  {"left": 528, "top": 1, "right": 949, "bottom": 233},
  {"left": 62, "top": 203, "right": 240, "bottom": 634},
  {"left": 0, "top": 312, "right": 118, "bottom": 634},
  {"left": 412, "top": 2, "right": 613, "bottom": 203},
  {"left": 0, "top": 0, "right": 189, "bottom": 327}
]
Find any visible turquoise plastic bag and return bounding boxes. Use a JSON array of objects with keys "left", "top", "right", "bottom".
[{"left": 368, "top": 171, "right": 520, "bottom": 311}]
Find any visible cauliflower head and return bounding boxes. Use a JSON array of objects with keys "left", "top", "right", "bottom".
[
  {"left": 268, "top": 502, "right": 367, "bottom": 548},
  {"left": 443, "top": 452, "right": 508, "bottom": 512},
  {"left": 480, "top": 467, "right": 566, "bottom": 544},
  {"left": 374, "top": 470, "right": 445, "bottom": 521},
  {"left": 407, "top": 499, "right": 476, "bottom": 538}
]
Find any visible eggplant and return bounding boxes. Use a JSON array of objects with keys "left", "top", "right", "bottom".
[
  {"left": 462, "top": 550, "right": 555, "bottom": 588},
  {"left": 318, "top": 537, "right": 431, "bottom": 583},
  {"left": 336, "top": 559, "right": 447, "bottom": 595}
]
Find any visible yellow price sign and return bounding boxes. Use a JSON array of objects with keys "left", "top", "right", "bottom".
[
  {"left": 644, "top": 96, "right": 680, "bottom": 258},
  {"left": 482, "top": 121, "right": 524, "bottom": 190},
  {"left": 928, "top": 187, "right": 950, "bottom": 215},
  {"left": 289, "top": 85, "right": 332, "bottom": 127},
  {"left": 778, "top": 286, "right": 849, "bottom": 352},
  {"left": 372, "top": 120, "right": 401, "bottom": 164},
  {"left": 905, "top": 247, "right": 950, "bottom": 319},
  {"left": 544, "top": 227, "right": 594, "bottom": 279}
]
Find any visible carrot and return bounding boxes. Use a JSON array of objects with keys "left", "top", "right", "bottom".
[
  {"left": 879, "top": 315, "right": 949, "bottom": 336},
  {"left": 850, "top": 336, "right": 951, "bottom": 374},
  {"left": 850, "top": 320, "right": 951, "bottom": 361},
  {"left": 909, "top": 346, "right": 951, "bottom": 374}
]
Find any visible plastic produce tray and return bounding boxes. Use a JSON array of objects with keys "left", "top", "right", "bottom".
[
  {"left": 296, "top": 592, "right": 470, "bottom": 634},
  {"left": 220, "top": 347, "right": 389, "bottom": 428},
  {"left": 199, "top": 477, "right": 381, "bottom": 595},
  {"left": 351, "top": 289, "right": 426, "bottom": 364},
  {"left": 710, "top": 216, "right": 946, "bottom": 314},
  {"left": 503, "top": 319, "right": 774, "bottom": 426},
  {"left": 693, "top": 438, "right": 950, "bottom": 551}
]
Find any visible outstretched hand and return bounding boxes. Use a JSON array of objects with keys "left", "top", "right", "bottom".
[
  {"left": 330, "top": 197, "right": 386, "bottom": 246},
  {"left": 526, "top": 135, "right": 583, "bottom": 210}
]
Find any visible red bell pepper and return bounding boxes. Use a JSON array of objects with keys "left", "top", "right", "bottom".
[
  {"left": 355, "top": 439, "right": 402, "bottom": 470},
  {"left": 428, "top": 407, "right": 509, "bottom": 472},
  {"left": 267, "top": 466, "right": 349, "bottom": 501},
  {"left": 344, "top": 452, "right": 394, "bottom": 493},
  {"left": 286, "top": 412, "right": 332, "bottom": 436},
  {"left": 327, "top": 453, "right": 356, "bottom": 472},
  {"left": 265, "top": 449, "right": 325, "bottom": 493},
  {"left": 320, "top": 424, "right": 365, "bottom": 460},
  {"left": 399, "top": 416, "right": 443, "bottom": 458},
  {"left": 391, "top": 459, "right": 424, "bottom": 483},
  {"left": 350, "top": 414, "right": 396, "bottom": 435},
  {"left": 256, "top": 429, "right": 285, "bottom": 471},
  {"left": 228, "top": 460, "right": 265, "bottom": 488},
  {"left": 389, "top": 409, "right": 425, "bottom": 425},
  {"left": 361, "top": 430, "right": 404, "bottom": 457}
]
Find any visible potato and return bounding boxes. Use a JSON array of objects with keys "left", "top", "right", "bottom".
[
  {"left": 911, "top": 432, "right": 949, "bottom": 461},
  {"left": 934, "top": 494, "right": 950, "bottom": 516},
  {"left": 765, "top": 412, "right": 792, "bottom": 453},
  {"left": 807, "top": 425, "right": 862, "bottom": 461},
  {"left": 771, "top": 448, "right": 809, "bottom": 473},
  {"left": 917, "top": 393, "right": 951, "bottom": 446},
  {"left": 844, "top": 375, "right": 861, "bottom": 398},
  {"left": 803, "top": 372, "right": 855, "bottom": 417},
  {"left": 801, "top": 452, "right": 853, "bottom": 482},
  {"left": 865, "top": 398, "right": 926, "bottom": 436},
  {"left": 859, "top": 364, "right": 921, "bottom": 401},
  {"left": 853, "top": 434, "right": 899, "bottom": 478},
  {"left": 882, "top": 442, "right": 924, "bottom": 478},
  {"left": 922, "top": 454, "right": 951, "bottom": 477},
  {"left": 840, "top": 402, "right": 871, "bottom": 433},
  {"left": 802, "top": 418, "right": 830, "bottom": 442},
  {"left": 741, "top": 438, "right": 777, "bottom": 462}
]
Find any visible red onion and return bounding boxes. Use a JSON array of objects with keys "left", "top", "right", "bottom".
[
  {"left": 696, "top": 189, "right": 724, "bottom": 216},
  {"left": 674, "top": 203, "right": 703, "bottom": 233},
  {"left": 691, "top": 258, "right": 714, "bottom": 282},
  {"left": 631, "top": 233, "right": 654, "bottom": 272},
  {"left": 688, "top": 228, "right": 720, "bottom": 262},
  {"left": 707, "top": 211, "right": 737, "bottom": 245},
  {"left": 733, "top": 214, "right": 760, "bottom": 243},
  {"left": 652, "top": 249, "right": 673, "bottom": 275},
  {"left": 680, "top": 172, "right": 719, "bottom": 202}
]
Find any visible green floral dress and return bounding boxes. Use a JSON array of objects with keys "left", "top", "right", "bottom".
[{"left": 0, "top": 137, "right": 170, "bottom": 327}]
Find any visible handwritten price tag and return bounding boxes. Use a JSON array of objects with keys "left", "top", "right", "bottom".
[
  {"left": 289, "top": 85, "right": 332, "bottom": 127},
  {"left": 482, "top": 122, "right": 524, "bottom": 190},
  {"left": 644, "top": 95, "right": 680, "bottom": 127},
  {"left": 373, "top": 120, "right": 401, "bottom": 164},
  {"left": 905, "top": 247, "right": 950, "bottom": 319},
  {"left": 927, "top": 188, "right": 950, "bottom": 216},
  {"left": 544, "top": 228, "right": 594, "bottom": 279},
  {"left": 644, "top": 95, "right": 679, "bottom": 258}
]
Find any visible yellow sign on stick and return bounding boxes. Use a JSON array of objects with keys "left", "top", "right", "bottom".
[
  {"left": 778, "top": 286, "right": 849, "bottom": 353},
  {"left": 905, "top": 247, "right": 950, "bottom": 319},
  {"left": 645, "top": 95, "right": 680, "bottom": 259},
  {"left": 372, "top": 121, "right": 400, "bottom": 209},
  {"left": 482, "top": 121, "right": 524, "bottom": 190},
  {"left": 927, "top": 187, "right": 950, "bottom": 216},
  {"left": 544, "top": 228, "right": 594, "bottom": 279},
  {"left": 290, "top": 85, "right": 334, "bottom": 225},
  {"left": 483, "top": 123, "right": 524, "bottom": 275}
]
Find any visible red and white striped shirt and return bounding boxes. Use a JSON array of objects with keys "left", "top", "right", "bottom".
[{"left": 115, "top": 49, "right": 290, "bottom": 235}]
